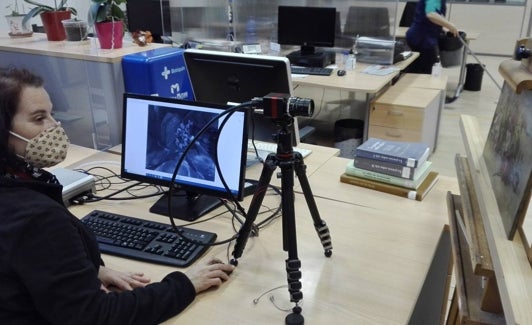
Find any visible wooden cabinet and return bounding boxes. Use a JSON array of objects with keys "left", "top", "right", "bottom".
[{"left": 369, "top": 86, "right": 440, "bottom": 151}]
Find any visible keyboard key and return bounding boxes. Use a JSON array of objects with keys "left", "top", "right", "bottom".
[{"left": 81, "top": 210, "right": 217, "bottom": 267}]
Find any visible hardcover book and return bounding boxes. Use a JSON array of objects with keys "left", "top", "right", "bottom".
[
  {"left": 355, "top": 138, "right": 430, "bottom": 168},
  {"left": 353, "top": 155, "right": 431, "bottom": 180},
  {"left": 345, "top": 160, "right": 432, "bottom": 189},
  {"left": 339, "top": 171, "right": 439, "bottom": 201}
]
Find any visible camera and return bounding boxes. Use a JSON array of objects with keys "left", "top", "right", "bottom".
[{"left": 253, "top": 93, "right": 314, "bottom": 120}]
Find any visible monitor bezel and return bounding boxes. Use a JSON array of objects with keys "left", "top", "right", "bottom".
[{"left": 120, "top": 92, "right": 248, "bottom": 202}]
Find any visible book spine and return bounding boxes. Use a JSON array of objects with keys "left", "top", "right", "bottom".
[
  {"left": 354, "top": 149, "right": 412, "bottom": 166},
  {"left": 346, "top": 164, "right": 417, "bottom": 188},
  {"left": 340, "top": 174, "right": 418, "bottom": 200},
  {"left": 354, "top": 157, "right": 415, "bottom": 180}
]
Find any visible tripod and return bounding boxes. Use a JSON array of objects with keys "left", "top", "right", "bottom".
[{"left": 230, "top": 120, "right": 333, "bottom": 325}]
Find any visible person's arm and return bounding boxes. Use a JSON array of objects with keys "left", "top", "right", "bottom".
[{"left": 427, "top": 12, "right": 459, "bottom": 36}]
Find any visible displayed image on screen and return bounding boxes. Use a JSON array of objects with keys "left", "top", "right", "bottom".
[{"left": 121, "top": 93, "right": 248, "bottom": 221}]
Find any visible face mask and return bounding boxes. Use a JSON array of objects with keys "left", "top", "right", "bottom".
[{"left": 9, "top": 124, "right": 70, "bottom": 168}]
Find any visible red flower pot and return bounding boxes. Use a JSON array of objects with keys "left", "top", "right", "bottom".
[
  {"left": 95, "top": 21, "right": 124, "bottom": 49},
  {"left": 40, "top": 11, "right": 71, "bottom": 41}
]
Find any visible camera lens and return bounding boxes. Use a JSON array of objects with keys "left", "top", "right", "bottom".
[{"left": 287, "top": 97, "right": 314, "bottom": 117}]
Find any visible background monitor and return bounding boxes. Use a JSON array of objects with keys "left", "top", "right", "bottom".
[
  {"left": 121, "top": 93, "right": 248, "bottom": 221},
  {"left": 126, "top": 0, "right": 171, "bottom": 43},
  {"left": 183, "top": 49, "right": 300, "bottom": 145},
  {"left": 277, "top": 6, "right": 336, "bottom": 57}
]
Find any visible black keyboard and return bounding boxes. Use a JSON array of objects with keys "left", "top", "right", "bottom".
[
  {"left": 291, "top": 66, "right": 333, "bottom": 76},
  {"left": 81, "top": 210, "right": 217, "bottom": 267}
]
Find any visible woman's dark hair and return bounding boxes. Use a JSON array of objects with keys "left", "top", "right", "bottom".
[{"left": 0, "top": 68, "right": 44, "bottom": 172}]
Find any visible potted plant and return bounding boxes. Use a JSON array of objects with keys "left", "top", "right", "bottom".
[
  {"left": 88, "top": 0, "right": 127, "bottom": 49},
  {"left": 5, "top": 0, "right": 32, "bottom": 36},
  {"left": 22, "top": 0, "right": 77, "bottom": 41}
]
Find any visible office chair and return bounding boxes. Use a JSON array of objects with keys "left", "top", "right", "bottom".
[
  {"left": 399, "top": 2, "right": 417, "bottom": 27},
  {"left": 342, "top": 6, "right": 390, "bottom": 46}
]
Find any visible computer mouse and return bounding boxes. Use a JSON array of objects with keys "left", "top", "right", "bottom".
[{"left": 337, "top": 69, "right": 346, "bottom": 76}]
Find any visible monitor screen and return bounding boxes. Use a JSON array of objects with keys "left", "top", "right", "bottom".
[
  {"left": 183, "top": 49, "right": 300, "bottom": 145},
  {"left": 277, "top": 6, "right": 336, "bottom": 54},
  {"left": 121, "top": 93, "right": 248, "bottom": 221},
  {"left": 126, "top": 0, "right": 171, "bottom": 43}
]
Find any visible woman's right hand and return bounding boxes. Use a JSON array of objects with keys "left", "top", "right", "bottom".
[{"left": 185, "top": 257, "right": 235, "bottom": 293}]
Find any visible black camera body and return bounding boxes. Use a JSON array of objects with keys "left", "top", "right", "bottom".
[{"left": 261, "top": 93, "right": 314, "bottom": 120}]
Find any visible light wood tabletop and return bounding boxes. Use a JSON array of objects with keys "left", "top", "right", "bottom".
[{"left": 62, "top": 145, "right": 457, "bottom": 324}]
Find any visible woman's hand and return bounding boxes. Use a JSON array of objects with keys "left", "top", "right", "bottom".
[
  {"left": 98, "top": 266, "right": 151, "bottom": 292},
  {"left": 185, "top": 257, "right": 235, "bottom": 294}
]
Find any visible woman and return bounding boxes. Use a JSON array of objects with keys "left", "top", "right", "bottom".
[
  {"left": 406, "top": 0, "right": 460, "bottom": 74},
  {"left": 0, "top": 68, "right": 235, "bottom": 324}
]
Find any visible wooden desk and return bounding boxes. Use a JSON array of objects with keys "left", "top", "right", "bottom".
[
  {"left": 64, "top": 145, "right": 457, "bottom": 324},
  {"left": 292, "top": 54, "right": 419, "bottom": 141}
]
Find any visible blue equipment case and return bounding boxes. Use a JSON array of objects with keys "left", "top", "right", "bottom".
[{"left": 122, "top": 47, "right": 193, "bottom": 100}]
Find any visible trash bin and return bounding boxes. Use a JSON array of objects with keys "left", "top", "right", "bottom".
[
  {"left": 438, "top": 31, "right": 465, "bottom": 67},
  {"left": 464, "top": 63, "right": 484, "bottom": 91},
  {"left": 334, "top": 119, "right": 364, "bottom": 158}
]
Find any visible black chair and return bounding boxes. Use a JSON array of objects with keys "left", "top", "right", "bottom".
[
  {"left": 344, "top": 6, "right": 390, "bottom": 38},
  {"left": 399, "top": 2, "right": 417, "bottom": 27}
]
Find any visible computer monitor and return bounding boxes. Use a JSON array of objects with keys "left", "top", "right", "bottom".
[
  {"left": 121, "top": 93, "right": 248, "bottom": 221},
  {"left": 277, "top": 6, "right": 336, "bottom": 67},
  {"left": 126, "top": 0, "right": 171, "bottom": 43},
  {"left": 183, "top": 48, "right": 300, "bottom": 145}
]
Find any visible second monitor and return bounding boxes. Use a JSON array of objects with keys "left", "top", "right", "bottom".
[
  {"left": 278, "top": 6, "right": 337, "bottom": 68},
  {"left": 183, "top": 49, "right": 301, "bottom": 146}
]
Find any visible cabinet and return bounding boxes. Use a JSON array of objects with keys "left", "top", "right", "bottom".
[{"left": 369, "top": 86, "right": 440, "bottom": 151}]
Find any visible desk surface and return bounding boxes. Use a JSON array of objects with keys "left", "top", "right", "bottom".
[
  {"left": 292, "top": 53, "right": 418, "bottom": 94},
  {"left": 0, "top": 32, "right": 171, "bottom": 63},
  {"left": 64, "top": 145, "right": 456, "bottom": 324}
]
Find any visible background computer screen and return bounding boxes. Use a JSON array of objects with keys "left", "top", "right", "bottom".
[
  {"left": 183, "top": 49, "right": 300, "bottom": 145},
  {"left": 121, "top": 93, "right": 248, "bottom": 221},
  {"left": 277, "top": 6, "right": 336, "bottom": 55},
  {"left": 126, "top": 0, "right": 171, "bottom": 43}
]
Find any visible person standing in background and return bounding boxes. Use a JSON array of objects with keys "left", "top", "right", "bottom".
[{"left": 406, "top": 0, "right": 460, "bottom": 74}]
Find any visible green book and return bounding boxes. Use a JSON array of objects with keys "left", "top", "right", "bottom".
[{"left": 345, "top": 160, "right": 432, "bottom": 189}]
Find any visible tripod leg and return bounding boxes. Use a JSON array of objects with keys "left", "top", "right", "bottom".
[
  {"left": 230, "top": 154, "right": 276, "bottom": 266},
  {"left": 293, "top": 153, "right": 333, "bottom": 257}
]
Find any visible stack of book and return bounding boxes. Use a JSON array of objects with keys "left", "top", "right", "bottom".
[{"left": 340, "top": 138, "right": 439, "bottom": 201}]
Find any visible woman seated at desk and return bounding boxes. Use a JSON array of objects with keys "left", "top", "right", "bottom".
[{"left": 0, "top": 67, "right": 235, "bottom": 324}]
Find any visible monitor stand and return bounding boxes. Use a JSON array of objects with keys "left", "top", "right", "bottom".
[
  {"left": 286, "top": 49, "right": 335, "bottom": 68},
  {"left": 149, "top": 190, "right": 222, "bottom": 221}
]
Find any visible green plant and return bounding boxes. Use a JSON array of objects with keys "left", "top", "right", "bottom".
[
  {"left": 22, "top": 0, "right": 77, "bottom": 25},
  {"left": 87, "top": 0, "right": 126, "bottom": 26}
]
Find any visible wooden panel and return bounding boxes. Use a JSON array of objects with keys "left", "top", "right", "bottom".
[
  {"left": 367, "top": 125, "right": 421, "bottom": 142},
  {"left": 369, "top": 104, "right": 424, "bottom": 130}
]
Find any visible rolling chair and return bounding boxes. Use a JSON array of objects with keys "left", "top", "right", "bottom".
[
  {"left": 399, "top": 2, "right": 417, "bottom": 27},
  {"left": 342, "top": 6, "right": 390, "bottom": 47}
]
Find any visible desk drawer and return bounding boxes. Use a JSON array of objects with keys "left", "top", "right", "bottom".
[
  {"left": 369, "top": 104, "right": 425, "bottom": 131},
  {"left": 368, "top": 125, "right": 422, "bottom": 142}
]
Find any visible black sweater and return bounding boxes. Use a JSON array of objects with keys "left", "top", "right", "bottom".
[{"left": 0, "top": 175, "right": 196, "bottom": 324}]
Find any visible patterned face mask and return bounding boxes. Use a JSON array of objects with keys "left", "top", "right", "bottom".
[{"left": 9, "top": 124, "right": 70, "bottom": 168}]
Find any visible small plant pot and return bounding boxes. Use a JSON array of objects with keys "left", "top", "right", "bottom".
[
  {"left": 40, "top": 10, "right": 71, "bottom": 41},
  {"left": 5, "top": 14, "right": 32, "bottom": 36},
  {"left": 95, "top": 21, "right": 124, "bottom": 49},
  {"left": 62, "top": 19, "right": 88, "bottom": 41}
]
